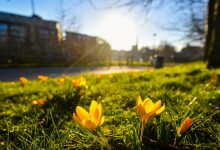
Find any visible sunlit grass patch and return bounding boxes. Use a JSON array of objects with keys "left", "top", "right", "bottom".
[{"left": 0, "top": 62, "right": 220, "bottom": 149}]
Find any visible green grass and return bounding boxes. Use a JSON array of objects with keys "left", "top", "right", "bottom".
[{"left": 0, "top": 62, "right": 219, "bottom": 149}]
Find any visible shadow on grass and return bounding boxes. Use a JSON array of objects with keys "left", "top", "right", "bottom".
[
  {"left": 0, "top": 89, "right": 82, "bottom": 149},
  {"left": 161, "top": 81, "right": 192, "bottom": 92},
  {"left": 38, "top": 92, "right": 81, "bottom": 128}
]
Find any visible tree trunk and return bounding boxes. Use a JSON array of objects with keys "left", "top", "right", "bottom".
[
  {"left": 204, "top": 0, "right": 215, "bottom": 61},
  {"left": 207, "top": 0, "right": 220, "bottom": 68}
]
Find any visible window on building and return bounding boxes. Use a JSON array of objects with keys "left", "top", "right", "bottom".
[
  {"left": 10, "top": 24, "right": 26, "bottom": 42},
  {"left": 0, "top": 23, "right": 8, "bottom": 43},
  {"left": 77, "top": 34, "right": 82, "bottom": 40},
  {"left": 38, "top": 28, "right": 50, "bottom": 48},
  {"left": 49, "top": 30, "right": 58, "bottom": 48},
  {"left": 50, "top": 30, "right": 57, "bottom": 41},
  {"left": 39, "top": 28, "right": 50, "bottom": 39},
  {"left": 50, "top": 30, "right": 56, "bottom": 36}
]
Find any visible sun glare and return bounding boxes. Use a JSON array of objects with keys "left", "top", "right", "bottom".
[{"left": 97, "top": 14, "right": 137, "bottom": 50}]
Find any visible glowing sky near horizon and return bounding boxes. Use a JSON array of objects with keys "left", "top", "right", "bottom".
[
  {"left": 95, "top": 13, "right": 137, "bottom": 50},
  {"left": 0, "top": 0, "right": 191, "bottom": 51}
]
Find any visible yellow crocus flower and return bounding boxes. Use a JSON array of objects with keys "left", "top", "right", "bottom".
[
  {"left": 177, "top": 117, "right": 192, "bottom": 136},
  {"left": 58, "top": 77, "right": 65, "bottom": 84},
  {"left": 73, "top": 100, "right": 104, "bottom": 131},
  {"left": 32, "top": 99, "right": 46, "bottom": 106},
  {"left": 19, "top": 77, "right": 28, "bottom": 86},
  {"left": 108, "top": 74, "right": 113, "bottom": 80},
  {"left": 136, "top": 96, "right": 165, "bottom": 141},
  {"left": 136, "top": 96, "right": 165, "bottom": 126},
  {"left": 38, "top": 75, "right": 48, "bottom": 82},
  {"left": 72, "top": 77, "right": 87, "bottom": 88}
]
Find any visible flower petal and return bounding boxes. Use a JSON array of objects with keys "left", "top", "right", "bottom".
[
  {"left": 179, "top": 118, "right": 192, "bottom": 135},
  {"left": 76, "top": 106, "right": 89, "bottom": 121},
  {"left": 136, "top": 96, "right": 142, "bottom": 106},
  {"left": 90, "top": 100, "right": 98, "bottom": 114},
  {"left": 73, "top": 113, "right": 83, "bottom": 125},
  {"left": 153, "top": 100, "right": 161, "bottom": 111},
  {"left": 156, "top": 105, "right": 165, "bottom": 115},
  {"left": 90, "top": 100, "right": 99, "bottom": 122},
  {"left": 143, "top": 99, "right": 154, "bottom": 114},
  {"left": 100, "top": 116, "right": 105, "bottom": 125},
  {"left": 136, "top": 103, "right": 142, "bottom": 118},
  {"left": 96, "top": 104, "right": 103, "bottom": 125},
  {"left": 143, "top": 116, "right": 150, "bottom": 125},
  {"left": 82, "top": 120, "right": 97, "bottom": 131},
  {"left": 145, "top": 100, "right": 162, "bottom": 117}
]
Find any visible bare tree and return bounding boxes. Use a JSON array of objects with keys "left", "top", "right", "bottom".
[
  {"left": 88, "top": 0, "right": 220, "bottom": 68},
  {"left": 55, "top": 0, "right": 80, "bottom": 35},
  {"left": 205, "top": 0, "right": 220, "bottom": 68},
  {"left": 87, "top": 0, "right": 206, "bottom": 42}
]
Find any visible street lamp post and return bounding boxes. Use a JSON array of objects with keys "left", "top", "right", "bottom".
[
  {"left": 153, "top": 33, "right": 157, "bottom": 51},
  {"left": 31, "top": 0, "right": 35, "bottom": 15},
  {"left": 5, "top": 0, "right": 36, "bottom": 16}
]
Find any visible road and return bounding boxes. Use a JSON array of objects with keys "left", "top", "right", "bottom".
[{"left": 0, "top": 66, "right": 151, "bottom": 82}]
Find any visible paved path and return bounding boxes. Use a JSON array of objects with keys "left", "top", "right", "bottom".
[{"left": 0, "top": 66, "right": 151, "bottom": 82}]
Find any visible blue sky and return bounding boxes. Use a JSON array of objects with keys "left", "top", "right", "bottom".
[{"left": 0, "top": 0, "right": 190, "bottom": 50}]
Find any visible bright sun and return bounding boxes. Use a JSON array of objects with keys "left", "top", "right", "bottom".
[{"left": 97, "top": 14, "right": 137, "bottom": 50}]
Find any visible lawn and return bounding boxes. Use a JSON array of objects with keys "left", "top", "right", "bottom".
[{"left": 0, "top": 62, "right": 219, "bottom": 149}]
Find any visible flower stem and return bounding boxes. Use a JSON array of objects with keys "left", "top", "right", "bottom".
[
  {"left": 140, "top": 122, "right": 145, "bottom": 142},
  {"left": 101, "top": 145, "right": 104, "bottom": 150},
  {"left": 98, "top": 132, "right": 111, "bottom": 150}
]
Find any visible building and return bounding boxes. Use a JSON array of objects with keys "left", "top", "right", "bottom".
[
  {"left": 0, "top": 11, "right": 63, "bottom": 64},
  {"left": 174, "top": 44, "right": 204, "bottom": 62},
  {"left": 111, "top": 46, "right": 145, "bottom": 64},
  {"left": 140, "top": 48, "right": 155, "bottom": 62},
  {"left": 111, "top": 50, "right": 128, "bottom": 61},
  {"left": 64, "top": 32, "right": 97, "bottom": 61},
  {"left": 64, "top": 32, "right": 111, "bottom": 64}
]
